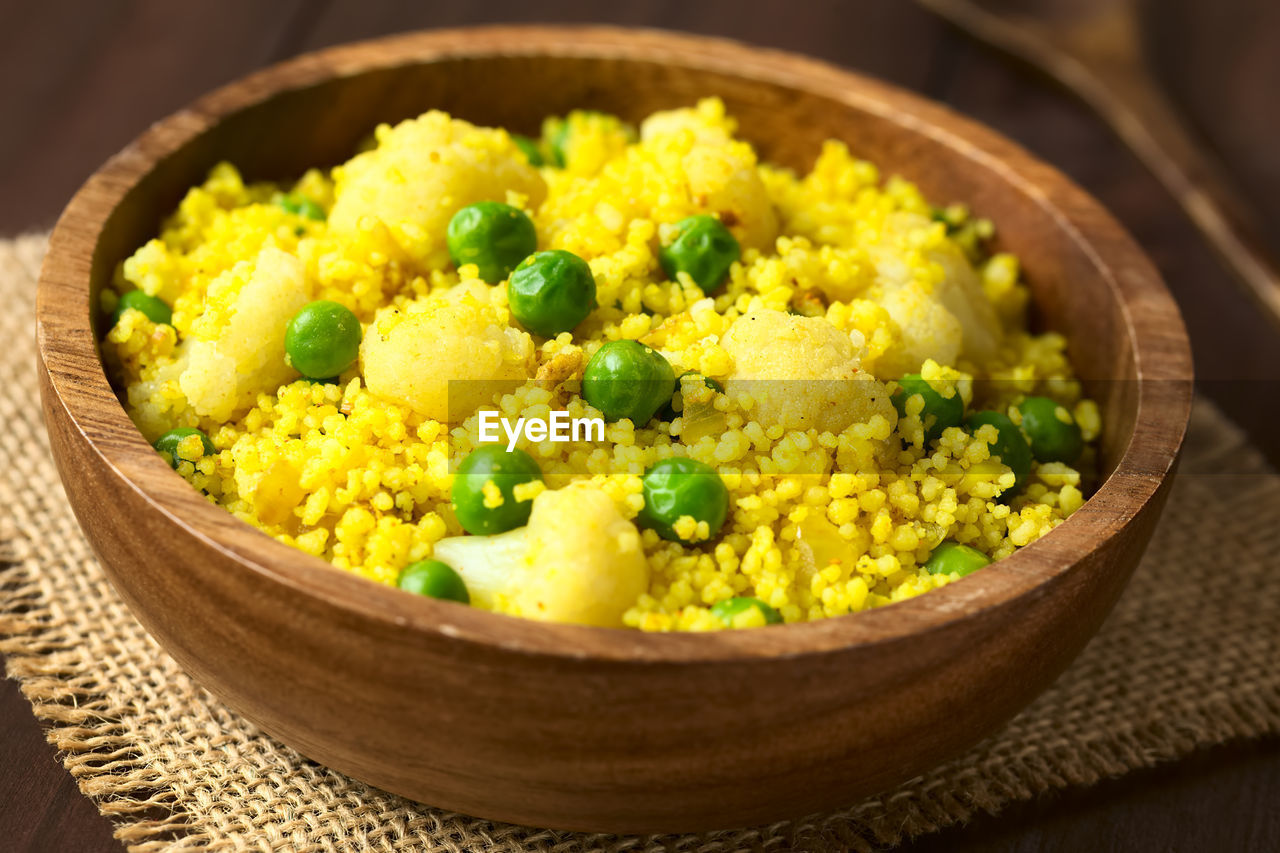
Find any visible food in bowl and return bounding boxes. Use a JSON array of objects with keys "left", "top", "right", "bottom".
[{"left": 101, "top": 97, "right": 1099, "bottom": 631}]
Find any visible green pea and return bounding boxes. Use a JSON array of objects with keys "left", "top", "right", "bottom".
[
  {"left": 929, "top": 205, "right": 964, "bottom": 235},
  {"left": 275, "top": 194, "right": 325, "bottom": 221},
  {"left": 581, "top": 340, "right": 676, "bottom": 425},
  {"left": 112, "top": 289, "right": 172, "bottom": 326},
  {"left": 966, "top": 410, "right": 1033, "bottom": 499},
  {"left": 512, "top": 133, "right": 544, "bottom": 167},
  {"left": 710, "top": 596, "right": 783, "bottom": 628},
  {"left": 153, "top": 427, "right": 215, "bottom": 468},
  {"left": 658, "top": 215, "right": 740, "bottom": 294},
  {"left": 891, "top": 374, "right": 964, "bottom": 444},
  {"left": 547, "top": 118, "right": 571, "bottom": 168},
  {"left": 923, "top": 541, "right": 991, "bottom": 577},
  {"left": 285, "top": 300, "right": 362, "bottom": 379},
  {"left": 446, "top": 201, "right": 538, "bottom": 284},
  {"left": 451, "top": 446, "right": 544, "bottom": 535},
  {"left": 507, "top": 250, "right": 598, "bottom": 337},
  {"left": 661, "top": 371, "right": 725, "bottom": 420},
  {"left": 675, "top": 371, "right": 724, "bottom": 397},
  {"left": 398, "top": 559, "right": 470, "bottom": 604},
  {"left": 638, "top": 457, "right": 730, "bottom": 543},
  {"left": 1017, "top": 396, "right": 1084, "bottom": 464}
]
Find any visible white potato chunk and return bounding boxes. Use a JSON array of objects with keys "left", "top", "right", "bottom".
[{"left": 720, "top": 309, "right": 896, "bottom": 435}]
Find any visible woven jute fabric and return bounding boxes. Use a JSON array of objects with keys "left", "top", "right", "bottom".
[{"left": 3, "top": 231, "right": 1279, "bottom": 852}]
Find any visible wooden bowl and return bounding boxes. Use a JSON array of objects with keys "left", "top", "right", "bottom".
[{"left": 35, "top": 26, "right": 1192, "bottom": 833}]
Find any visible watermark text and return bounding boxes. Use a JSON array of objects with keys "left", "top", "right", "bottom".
[{"left": 478, "top": 410, "right": 605, "bottom": 452}]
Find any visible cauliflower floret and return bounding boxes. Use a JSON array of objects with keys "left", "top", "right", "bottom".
[
  {"left": 640, "top": 100, "right": 779, "bottom": 252},
  {"left": 872, "top": 285, "right": 964, "bottom": 380},
  {"left": 431, "top": 527, "right": 529, "bottom": 610},
  {"left": 871, "top": 212, "right": 1002, "bottom": 373},
  {"left": 640, "top": 97, "right": 740, "bottom": 146},
  {"left": 927, "top": 238, "right": 1001, "bottom": 364},
  {"left": 680, "top": 143, "right": 778, "bottom": 252},
  {"left": 359, "top": 284, "right": 533, "bottom": 423},
  {"left": 508, "top": 483, "right": 650, "bottom": 627},
  {"left": 432, "top": 483, "right": 650, "bottom": 627},
  {"left": 720, "top": 308, "right": 896, "bottom": 434},
  {"left": 178, "top": 247, "right": 310, "bottom": 421},
  {"left": 328, "top": 111, "right": 546, "bottom": 270},
  {"left": 891, "top": 212, "right": 1000, "bottom": 363}
]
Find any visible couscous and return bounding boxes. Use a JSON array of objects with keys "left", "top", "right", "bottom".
[{"left": 101, "top": 98, "right": 1099, "bottom": 631}]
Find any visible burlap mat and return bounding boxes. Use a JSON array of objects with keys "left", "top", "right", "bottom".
[{"left": 3, "top": 231, "right": 1279, "bottom": 852}]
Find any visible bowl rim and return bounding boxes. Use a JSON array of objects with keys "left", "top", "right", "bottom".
[{"left": 36, "top": 24, "right": 1193, "bottom": 664}]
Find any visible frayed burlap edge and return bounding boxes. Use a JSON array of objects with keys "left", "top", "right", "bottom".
[{"left": 3, "top": 231, "right": 1279, "bottom": 852}]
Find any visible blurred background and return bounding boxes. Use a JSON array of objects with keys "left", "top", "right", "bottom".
[{"left": 2, "top": 1, "right": 1277, "bottom": 851}]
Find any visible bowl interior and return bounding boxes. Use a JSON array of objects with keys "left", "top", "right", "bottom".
[
  {"left": 95, "top": 48, "right": 1137, "bottom": 475},
  {"left": 40, "top": 27, "right": 1195, "bottom": 672}
]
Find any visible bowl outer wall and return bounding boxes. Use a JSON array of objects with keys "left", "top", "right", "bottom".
[{"left": 35, "top": 26, "right": 1192, "bottom": 833}]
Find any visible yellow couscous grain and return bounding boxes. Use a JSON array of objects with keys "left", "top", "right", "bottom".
[{"left": 103, "top": 98, "right": 1098, "bottom": 631}]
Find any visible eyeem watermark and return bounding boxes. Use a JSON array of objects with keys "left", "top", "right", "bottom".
[{"left": 478, "top": 410, "right": 605, "bottom": 452}]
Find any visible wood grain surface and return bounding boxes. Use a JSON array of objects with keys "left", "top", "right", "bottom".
[
  {"left": 4, "top": 1, "right": 1277, "bottom": 850},
  {"left": 922, "top": 0, "right": 1280, "bottom": 331}
]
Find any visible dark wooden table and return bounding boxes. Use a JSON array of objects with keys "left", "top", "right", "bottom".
[{"left": 2, "top": 1, "right": 1277, "bottom": 850}]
